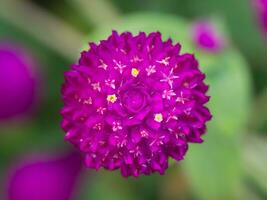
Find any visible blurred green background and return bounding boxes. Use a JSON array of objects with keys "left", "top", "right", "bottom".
[{"left": 0, "top": 0, "right": 267, "bottom": 199}]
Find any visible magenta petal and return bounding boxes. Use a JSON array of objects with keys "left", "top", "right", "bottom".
[
  {"left": 146, "top": 118, "right": 161, "bottom": 130},
  {"left": 151, "top": 93, "right": 164, "bottom": 112},
  {"left": 123, "top": 107, "right": 150, "bottom": 126}
]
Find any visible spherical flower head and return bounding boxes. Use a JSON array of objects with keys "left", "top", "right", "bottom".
[
  {"left": 61, "top": 31, "right": 211, "bottom": 177},
  {"left": 7, "top": 152, "right": 82, "bottom": 200},
  {"left": 191, "top": 20, "right": 225, "bottom": 52},
  {"left": 0, "top": 41, "right": 38, "bottom": 120},
  {"left": 253, "top": 0, "right": 267, "bottom": 39}
]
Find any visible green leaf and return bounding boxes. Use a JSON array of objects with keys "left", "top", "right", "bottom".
[
  {"left": 203, "top": 49, "right": 252, "bottom": 135},
  {"left": 249, "top": 88, "right": 267, "bottom": 132},
  {"left": 244, "top": 135, "right": 267, "bottom": 194},
  {"left": 183, "top": 49, "right": 252, "bottom": 199}
]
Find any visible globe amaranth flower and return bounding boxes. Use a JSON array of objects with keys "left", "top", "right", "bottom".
[
  {"left": 253, "top": 0, "right": 267, "bottom": 39},
  {"left": 61, "top": 31, "right": 211, "bottom": 177},
  {"left": 7, "top": 152, "right": 82, "bottom": 200},
  {"left": 191, "top": 20, "right": 225, "bottom": 52},
  {"left": 0, "top": 41, "right": 38, "bottom": 120}
]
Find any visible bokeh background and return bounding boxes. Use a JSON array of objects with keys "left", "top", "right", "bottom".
[{"left": 0, "top": 0, "right": 267, "bottom": 200}]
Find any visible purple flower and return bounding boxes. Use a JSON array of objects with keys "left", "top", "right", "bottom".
[
  {"left": 191, "top": 20, "right": 225, "bottom": 52},
  {"left": 61, "top": 31, "right": 211, "bottom": 177},
  {"left": 0, "top": 41, "right": 38, "bottom": 120},
  {"left": 7, "top": 152, "right": 83, "bottom": 200},
  {"left": 253, "top": 0, "right": 267, "bottom": 39}
]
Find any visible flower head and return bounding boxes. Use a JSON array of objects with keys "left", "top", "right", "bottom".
[
  {"left": 0, "top": 41, "right": 38, "bottom": 120},
  {"left": 7, "top": 152, "right": 83, "bottom": 200},
  {"left": 253, "top": 0, "right": 267, "bottom": 39},
  {"left": 61, "top": 31, "right": 211, "bottom": 177},
  {"left": 191, "top": 20, "right": 225, "bottom": 52}
]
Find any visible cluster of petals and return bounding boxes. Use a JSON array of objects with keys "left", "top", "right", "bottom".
[{"left": 61, "top": 31, "right": 211, "bottom": 177}]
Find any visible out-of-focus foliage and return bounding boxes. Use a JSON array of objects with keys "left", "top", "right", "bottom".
[
  {"left": 0, "top": 18, "right": 69, "bottom": 168},
  {"left": 0, "top": 0, "right": 267, "bottom": 200},
  {"left": 89, "top": 13, "right": 190, "bottom": 51}
]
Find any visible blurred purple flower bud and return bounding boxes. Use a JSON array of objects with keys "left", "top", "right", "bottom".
[
  {"left": 7, "top": 152, "right": 83, "bottom": 200},
  {"left": 0, "top": 41, "right": 39, "bottom": 121},
  {"left": 191, "top": 20, "right": 225, "bottom": 53},
  {"left": 253, "top": 0, "right": 267, "bottom": 39}
]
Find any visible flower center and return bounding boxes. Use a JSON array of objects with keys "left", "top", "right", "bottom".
[{"left": 122, "top": 89, "right": 147, "bottom": 113}]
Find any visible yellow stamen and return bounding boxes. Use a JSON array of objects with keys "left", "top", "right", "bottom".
[
  {"left": 107, "top": 94, "right": 117, "bottom": 103},
  {"left": 154, "top": 113, "right": 163, "bottom": 122},
  {"left": 131, "top": 68, "right": 139, "bottom": 77}
]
